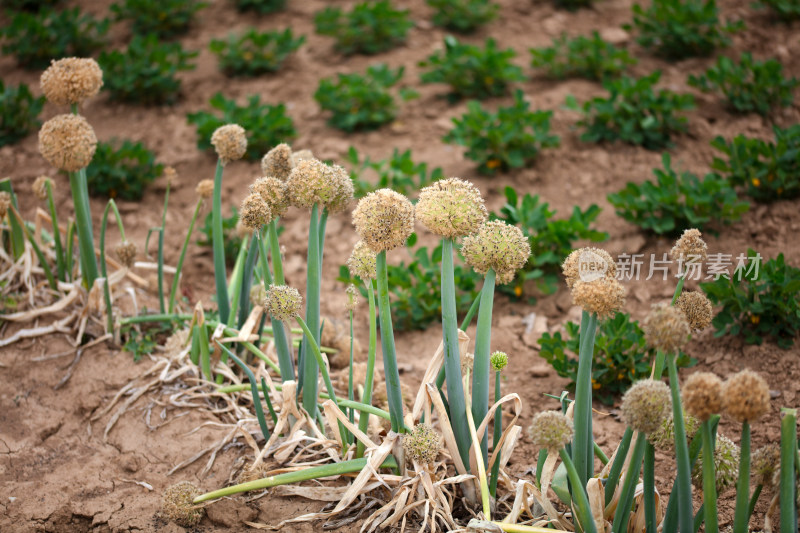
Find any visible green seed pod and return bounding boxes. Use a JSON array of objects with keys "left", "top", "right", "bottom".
[
  {"left": 250, "top": 284, "right": 267, "bottom": 307},
  {"left": 670, "top": 228, "right": 708, "bottom": 263},
  {"left": 529, "top": 410, "right": 574, "bottom": 451},
  {"left": 415, "top": 178, "right": 487, "bottom": 239},
  {"left": 211, "top": 124, "right": 247, "bottom": 165},
  {"left": 38, "top": 114, "right": 97, "bottom": 172},
  {"left": 264, "top": 284, "right": 303, "bottom": 321},
  {"left": 692, "top": 434, "right": 740, "bottom": 494},
  {"left": 251, "top": 176, "right": 289, "bottom": 218},
  {"left": 642, "top": 302, "right": 690, "bottom": 354},
  {"left": 675, "top": 290, "right": 713, "bottom": 331},
  {"left": 261, "top": 143, "right": 293, "bottom": 181},
  {"left": 570, "top": 277, "right": 626, "bottom": 320},
  {"left": 490, "top": 351, "right": 508, "bottom": 372},
  {"left": 403, "top": 424, "right": 442, "bottom": 466},
  {"left": 352, "top": 189, "right": 414, "bottom": 252},
  {"left": 40, "top": 57, "right": 103, "bottom": 106},
  {"left": 346, "top": 240, "right": 377, "bottom": 281},
  {"left": 722, "top": 369, "right": 770, "bottom": 424},
  {"left": 461, "top": 220, "right": 531, "bottom": 281},
  {"left": 240, "top": 192, "right": 272, "bottom": 229},
  {"left": 161, "top": 481, "right": 204, "bottom": 528},
  {"left": 648, "top": 409, "right": 700, "bottom": 452},
  {"left": 620, "top": 379, "right": 672, "bottom": 435}
]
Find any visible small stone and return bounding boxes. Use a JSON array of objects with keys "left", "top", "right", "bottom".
[
  {"left": 530, "top": 365, "right": 551, "bottom": 378},
  {"left": 600, "top": 27, "right": 629, "bottom": 45}
]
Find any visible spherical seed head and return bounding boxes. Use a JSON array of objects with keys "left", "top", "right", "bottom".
[
  {"left": 529, "top": 411, "right": 574, "bottom": 451},
  {"left": 32, "top": 176, "right": 52, "bottom": 201},
  {"left": 292, "top": 149, "right": 314, "bottom": 164},
  {"left": 670, "top": 228, "right": 708, "bottom": 263},
  {"left": 345, "top": 283, "right": 359, "bottom": 312},
  {"left": 261, "top": 143, "right": 293, "bottom": 181},
  {"left": 40, "top": 57, "right": 103, "bottom": 106},
  {"left": 251, "top": 176, "right": 289, "bottom": 217},
  {"left": 347, "top": 240, "right": 377, "bottom": 281},
  {"left": 240, "top": 192, "right": 272, "bottom": 229},
  {"left": 649, "top": 409, "right": 700, "bottom": 452},
  {"left": 0, "top": 192, "right": 10, "bottom": 219},
  {"left": 286, "top": 158, "right": 339, "bottom": 209},
  {"left": 620, "top": 379, "right": 672, "bottom": 434},
  {"left": 264, "top": 285, "right": 302, "bottom": 321},
  {"left": 250, "top": 284, "right": 267, "bottom": 307},
  {"left": 352, "top": 189, "right": 414, "bottom": 252},
  {"left": 325, "top": 164, "right": 355, "bottom": 213},
  {"left": 642, "top": 302, "right": 690, "bottom": 354},
  {"left": 752, "top": 443, "right": 781, "bottom": 487},
  {"left": 682, "top": 372, "right": 723, "bottom": 422},
  {"left": 692, "top": 435, "right": 740, "bottom": 494},
  {"left": 38, "top": 114, "right": 97, "bottom": 172},
  {"left": 403, "top": 424, "right": 442, "bottom": 465},
  {"left": 161, "top": 481, "right": 204, "bottom": 528},
  {"left": 722, "top": 369, "right": 770, "bottom": 423},
  {"left": 196, "top": 179, "right": 214, "bottom": 200},
  {"left": 461, "top": 220, "right": 531, "bottom": 281},
  {"left": 570, "top": 278, "right": 626, "bottom": 321},
  {"left": 676, "top": 290, "right": 713, "bottom": 331},
  {"left": 114, "top": 241, "right": 137, "bottom": 269},
  {"left": 163, "top": 166, "right": 177, "bottom": 186},
  {"left": 211, "top": 124, "right": 247, "bottom": 165},
  {"left": 490, "top": 351, "right": 509, "bottom": 372},
  {"left": 415, "top": 178, "right": 487, "bottom": 239},
  {"left": 562, "top": 247, "right": 617, "bottom": 289}
]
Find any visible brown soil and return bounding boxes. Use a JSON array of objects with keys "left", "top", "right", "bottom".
[{"left": 1, "top": 0, "right": 799, "bottom": 530}]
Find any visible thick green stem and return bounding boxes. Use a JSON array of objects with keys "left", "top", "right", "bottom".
[
  {"left": 668, "top": 354, "right": 694, "bottom": 533},
  {"left": 211, "top": 159, "right": 229, "bottom": 323},
  {"left": 226, "top": 235, "right": 249, "bottom": 329},
  {"left": 472, "top": 269, "right": 496, "bottom": 466},
  {"left": 347, "top": 309, "right": 355, "bottom": 433},
  {"left": 780, "top": 408, "right": 797, "bottom": 533},
  {"left": 65, "top": 221, "right": 75, "bottom": 281},
  {"left": 573, "top": 310, "right": 598, "bottom": 487},
  {"left": 558, "top": 448, "right": 598, "bottom": 533},
  {"left": 157, "top": 181, "right": 170, "bottom": 314},
  {"left": 99, "top": 199, "right": 126, "bottom": 333},
  {"left": 268, "top": 219, "right": 284, "bottom": 284},
  {"left": 436, "top": 288, "right": 482, "bottom": 391},
  {"left": 356, "top": 279, "right": 378, "bottom": 458},
  {"left": 43, "top": 180, "right": 66, "bottom": 280},
  {"left": 611, "top": 432, "right": 647, "bottom": 533},
  {"left": 644, "top": 442, "right": 657, "bottom": 533},
  {"left": 604, "top": 427, "right": 633, "bottom": 503},
  {"left": 257, "top": 231, "right": 294, "bottom": 382},
  {"left": 237, "top": 234, "right": 260, "bottom": 329},
  {"left": 489, "top": 370, "right": 502, "bottom": 497},
  {"left": 218, "top": 343, "right": 270, "bottom": 442},
  {"left": 376, "top": 251, "right": 404, "bottom": 432},
  {"left": 69, "top": 169, "right": 98, "bottom": 287},
  {"left": 196, "top": 323, "right": 212, "bottom": 381},
  {"left": 671, "top": 274, "right": 686, "bottom": 305},
  {"left": 441, "top": 238, "right": 470, "bottom": 466},
  {"left": 702, "top": 420, "right": 719, "bottom": 533},
  {"left": 301, "top": 204, "right": 321, "bottom": 415},
  {"left": 0, "top": 179, "right": 25, "bottom": 260},
  {"left": 9, "top": 207, "right": 57, "bottom": 290},
  {"left": 168, "top": 200, "right": 202, "bottom": 313}
]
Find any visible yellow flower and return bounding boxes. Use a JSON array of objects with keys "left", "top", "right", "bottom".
[
  {"left": 751, "top": 314, "right": 760, "bottom": 324},
  {"left": 486, "top": 159, "right": 501, "bottom": 169},
  {"left": 592, "top": 379, "right": 601, "bottom": 390},
  {"left": 752, "top": 178, "right": 760, "bottom": 187},
  {"left": 513, "top": 285, "right": 523, "bottom": 297}
]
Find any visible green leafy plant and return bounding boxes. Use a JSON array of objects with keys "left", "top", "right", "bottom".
[
  {"left": 346, "top": 147, "right": 443, "bottom": 198},
  {"left": 314, "top": 0, "right": 413, "bottom": 55},
  {"left": 210, "top": 28, "right": 305, "bottom": 77},
  {"left": 755, "top": 0, "right": 800, "bottom": 19},
  {"left": 111, "top": 0, "right": 207, "bottom": 39},
  {"left": 187, "top": 93, "right": 296, "bottom": 160},
  {"left": 627, "top": 0, "right": 742, "bottom": 59},
  {"left": 315, "top": 64, "right": 411, "bottom": 132},
  {"left": 608, "top": 153, "right": 749, "bottom": 235},
  {"left": 701, "top": 250, "right": 800, "bottom": 348},
  {"left": 234, "top": 0, "right": 286, "bottom": 14},
  {"left": 420, "top": 36, "right": 525, "bottom": 101},
  {"left": 99, "top": 35, "right": 198, "bottom": 105},
  {"left": 197, "top": 207, "right": 242, "bottom": 267},
  {"left": 538, "top": 313, "right": 695, "bottom": 404},
  {"left": 566, "top": 72, "right": 695, "bottom": 150},
  {"left": 0, "top": 81, "right": 44, "bottom": 147},
  {"left": 425, "top": 0, "right": 498, "bottom": 32},
  {"left": 444, "top": 90, "right": 559, "bottom": 174},
  {"left": 530, "top": 32, "right": 637, "bottom": 81},
  {"left": 555, "top": 0, "right": 592, "bottom": 11},
  {"left": 711, "top": 125, "right": 800, "bottom": 201},
  {"left": 338, "top": 235, "right": 481, "bottom": 331},
  {"left": 0, "top": 8, "right": 110, "bottom": 69},
  {"left": 122, "top": 321, "right": 172, "bottom": 361},
  {"left": 492, "top": 186, "right": 607, "bottom": 298},
  {"left": 688, "top": 53, "right": 798, "bottom": 116},
  {"left": 84, "top": 140, "right": 164, "bottom": 201}
]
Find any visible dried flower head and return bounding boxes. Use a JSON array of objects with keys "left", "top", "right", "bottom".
[
  {"left": 670, "top": 228, "right": 708, "bottom": 263},
  {"left": 345, "top": 283, "right": 359, "bottom": 312},
  {"left": 562, "top": 247, "right": 617, "bottom": 289},
  {"left": 723, "top": 369, "right": 770, "bottom": 423},
  {"left": 240, "top": 192, "right": 272, "bottom": 229},
  {"left": 692, "top": 434, "right": 740, "bottom": 494},
  {"left": 32, "top": 176, "right": 52, "bottom": 200},
  {"left": 261, "top": 143, "right": 293, "bottom": 181},
  {"left": 620, "top": 379, "right": 672, "bottom": 434},
  {"left": 461, "top": 220, "right": 531, "bottom": 281},
  {"left": 324, "top": 164, "right": 355, "bottom": 213},
  {"left": 196, "top": 179, "right": 214, "bottom": 200},
  {"left": 161, "top": 481, "right": 204, "bottom": 528},
  {"left": 251, "top": 176, "right": 289, "bottom": 217},
  {"left": 649, "top": 409, "right": 700, "bottom": 452},
  {"left": 211, "top": 124, "right": 247, "bottom": 165},
  {"left": 642, "top": 302, "right": 690, "bottom": 354},
  {"left": 752, "top": 443, "right": 781, "bottom": 488},
  {"left": 347, "top": 240, "right": 377, "bottom": 280},
  {"left": 490, "top": 351, "right": 508, "bottom": 372},
  {"left": 114, "top": 241, "right": 137, "bottom": 269},
  {"left": 40, "top": 57, "right": 103, "bottom": 106},
  {"left": 250, "top": 284, "right": 267, "bottom": 307},
  {"left": 675, "top": 290, "right": 713, "bottom": 330},
  {"left": 264, "top": 285, "right": 303, "bottom": 321},
  {"left": 0, "top": 192, "right": 11, "bottom": 219},
  {"left": 38, "top": 114, "right": 97, "bottom": 172},
  {"left": 352, "top": 189, "right": 414, "bottom": 252},
  {"left": 163, "top": 166, "right": 177, "bottom": 186},
  {"left": 461, "top": 352, "right": 474, "bottom": 375},
  {"left": 403, "top": 424, "right": 442, "bottom": 466},
  {"left": 529, "top": 411, "right": 574, "bottom": 451},
  {"left": 286, "top": 159, "right": 339, "bottom": 209},
  {"left": 682, "top": 372, "right": 723, "bottom": 421},
  {"left": 292, "top": 149, "right": 314, "bottom": 164},
  {"left": 415, "top": 178, "right": 487, "bottom": 239},
  {"left": 570, "top": 278, "right": 626, "bottom": 320}
]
